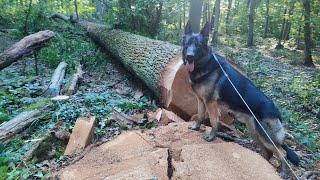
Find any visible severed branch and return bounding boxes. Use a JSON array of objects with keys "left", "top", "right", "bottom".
[
  {"left": 0, "top": 30, "right": 54, "bottom": 70},
  {"left": 49, "top": 13, "right": 70, "bottom": 22},
  {"left": 110, "top": 109, "right": 138, "bottom": 126},
  {"left": 67, "top": 63, "right": 84, "bottom": 96},
  {"left": 48, "top": 61, "right": 67, "bottom": 96},
  {"left": 0, "top": 104, "right": 51, "bottom": 142}
]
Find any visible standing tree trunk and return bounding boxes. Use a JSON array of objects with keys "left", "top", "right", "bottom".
[
  {"left": 263, "top": 0, "right": 270, "bottom": 38},
  {"left": 74, "top": 0, "right": 79, "bottom": 21},
  {"left": 296, "top": 15, "right": 303, "bottom": 49},
  {"left": 276, "top": 9, "right": 287, "bottom": 49},
  {"left": 103, "top": 0, "right": 108, "bottom": 13},
  {"left": 24, "top": 0, "right": 32, "bottom": 35},
  {"left": 210, "top": 3, "right": 216, "bottom": 33},
  {"left": 303, "top": 0, "right": 313, "bottom": 66},
  {"left": 212, "top": 0, "right": 221, "bottom": 44},
  {"left": 283, "top": 0, "right": 296, "bottom": 41},
  {"left": 226, "top": 0, "right": 233, "bottom": 35},
  {"left": 150, "top": 2, "right": 163, "bottom": 38},
  {"left": 95, "top": 0, "right": 103, "bottom": 16},
  {"left": 247, "top": 0, "right": 256, "bottom": 47},
  {"left": 189, "top": 0, "right": 204, "bottom": 33},
  {"left": 202, "top": 2, "right": 207, "bottom": 27},
  {"left": 178, "top": 0, "right": 182, "bottom": 30},
  {"left": 183, "top": 0, "right": 186, "bottom": 28}
]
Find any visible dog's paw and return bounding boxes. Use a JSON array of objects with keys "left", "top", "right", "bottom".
[
  {"left": 202, "top": 134, "right": 215, "bottom": 142},
  {"left": 279, "top": 171, "right": 288, "bottom": 180},
  {"left": 188, "top": 123, "right": 201, "bottom": 131}
]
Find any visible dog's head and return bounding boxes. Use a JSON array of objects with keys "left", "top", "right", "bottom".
[{"left": 182, "top": 21, "right": 210, "bottom": 73}]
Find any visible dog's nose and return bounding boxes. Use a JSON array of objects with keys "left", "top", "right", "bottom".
[{"left": 186, "top": 53, "right": 195, "bottom": 61}]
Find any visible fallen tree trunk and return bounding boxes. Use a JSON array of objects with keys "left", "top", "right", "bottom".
[
  {"left": 0, "top": 30, "right": 54, "bottom": 70},
  {"left": 80, "top": 22, "right": 243, "bottom": 123},
  {"left": 48, "top": 61, "right": 67, "bottom": 96},
  {"left": 49, "top": 13, "right": 70, "bottom": 22},
  {"left": 67, "top": 63, "right": 84, "bottom": 96},
  {"left": 0, "top": 104, "right": 51, "bottom": 142}
]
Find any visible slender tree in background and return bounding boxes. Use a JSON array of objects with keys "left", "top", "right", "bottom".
[
  {"left": 247, "top": 0, "right": 256, "bottom": 47},
  {"left": 95, "top": 0, "right": 103, "bottom": 16},
  {"left": 225, "top": 0, "right": 233, "bottom": 35},
  {"left": 189, "top": 0, "right": 204, "bottom": 33},
  {"left": 202, "top": 2, "right": 207, "bottom": 27},
  {"left": 103, "top": 0, "right": 108, "bottom": 13},
  {"left": 276, "top": 9, "right": 287, "bottom": 49},
  {"left": 150, "top": 2, "right": 163, "bottom": 37},
  {"left": 210, "top": 3, "right": 215, "bottom": 33},
  {"left": 23, "top": 0, "right": 32, "bottom": 35},
  {"left": 303, "top": 0, "right": 314, "bottom": 66},
  {"left": 212, "top": 0, "right": 221, "bottom": 44},
  {"left": 263, "top": 0, "right": 269, "bottom": 38},
  {"left": 183, "top": 0, "right": 186, "bottom": 28},
  {"left": 74, "top": 0, "right": 79, "bottom": 21},
  {"left": 178, "top": 0, "right": 182, "bottom": 29},
  {"left": 283, "top": 0, "right": 296, "bottom": 41}
]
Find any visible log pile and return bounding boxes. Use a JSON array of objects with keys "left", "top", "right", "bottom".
[
  {"left": 80, "top": 22, "right": 244, "bottom": 123},
  {"left": 0, "top": 30, "right": 54, "bottom": 70}
]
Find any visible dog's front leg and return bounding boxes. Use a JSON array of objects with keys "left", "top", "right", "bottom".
[
  {"left": 189, "top": 96, "right": 206, "bottom": 131},
  {"left": 202, "top": 101, "right": 220, "bottom": 142}
]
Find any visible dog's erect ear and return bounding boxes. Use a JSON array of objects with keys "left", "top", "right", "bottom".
[
  {"left": 200, "top": 21, "right": 209, "bottom": 41},
  {"left": 185, "top": 20, "right": 192, "bottom": 35}
]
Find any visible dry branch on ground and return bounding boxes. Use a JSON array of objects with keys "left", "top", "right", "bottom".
[{"left": 0, "top": 30, "right": 54, "bottom": 70}]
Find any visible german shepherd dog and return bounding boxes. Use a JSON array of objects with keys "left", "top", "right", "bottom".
[{"left": 182, "top": 21, "right": 299, "bottom": 179}]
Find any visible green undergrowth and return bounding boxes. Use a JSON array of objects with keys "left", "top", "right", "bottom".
[
  {"left": 1, "top": 20, "right": 155, "bottom": 179},
  {"left": 0, "top": 116, "right": 55, "bottom": 179}
]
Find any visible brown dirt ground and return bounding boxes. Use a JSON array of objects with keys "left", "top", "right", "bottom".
[{"left": 52, "top": 122, "right": 281, "bottom": 180}]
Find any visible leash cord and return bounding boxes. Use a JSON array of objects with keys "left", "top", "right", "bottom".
[{"left": 212, "top": 52, "right": 300, "bottom": 180}]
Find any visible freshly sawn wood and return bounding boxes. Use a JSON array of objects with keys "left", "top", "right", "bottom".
[
  {"left": 81, "top": 22, "right": 242, "bottom": 123},
  {"left": 0, "top": 30, "right": 54, "bottom": 70}
]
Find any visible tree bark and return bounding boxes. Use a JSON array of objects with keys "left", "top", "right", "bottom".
[
  {"left": 23, "top": 0, "right": 32, "bottom": 35},
  {"left": 226, "top": 0, "right": 233, "bottom": 35},
  {"left": 189, "top": 0, "right": 204, "bottom": 33},
  {"left": 95, "top": 0, "right": 103, "bottom": 16},
  {"left": 183, "top": 0, "right": 186, "bottom": 28},
  {"left": 80, "top": 21, "right": 243, "bottom": 123},
  {"left": 247, "top": 0, "right": 256, "bottom": 47},
  {"left": 303, "top": 0, "right": 313, "bottom": 66},
  {"left": 49, "top": 13, "right": 70, "bottom": 22},
  {"left": 283, "top": 0, "right": 296, "bottom": 41},
  {"left": 74, "top": 0, "right": 79, "bottom": 21},
  {"left": 202, "top": 2, "right": 207, "bottom": 27},
  {"left": 263, "top": 0, "right": 270, "bottom": 38},
  {"left": 0, "top": 30, "right": 54, "bottom": 71},
  {"left": 0, "top": 105, "right": 51, "bottom": 142},
  {"left": 67, "top": 63, "right": 84, "bottom": 96},
  {"left": 48, "top": 61, "right": 67, "bottom": 96},
  {"left": 212, "top": 0, "right": 221, "bottom": 44},
  {"left": 178, "top": 0, "right": 182, "bottom": 30}
]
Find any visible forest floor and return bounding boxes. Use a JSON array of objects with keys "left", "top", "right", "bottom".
[{"left": 0, "top": 24, "right": 319, "bottom": 179}]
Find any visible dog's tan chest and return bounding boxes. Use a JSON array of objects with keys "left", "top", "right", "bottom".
[{"left": 191, "top": 71, "right": 220, "bottom": 102}]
